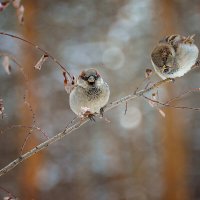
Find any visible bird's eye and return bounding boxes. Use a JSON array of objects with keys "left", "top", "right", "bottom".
[{"left": 163, "top": 67, "right": 169, "bottom": 73}]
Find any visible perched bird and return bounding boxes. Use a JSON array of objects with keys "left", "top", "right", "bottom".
[
  {"left": 69, "top": 68, "right": 110, "bottom": 117},
  {"left": 151, "top": 34, "right": 199, "bottom": 79}
]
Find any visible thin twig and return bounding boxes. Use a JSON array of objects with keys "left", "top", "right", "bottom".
[
  {"left": 0, "top": 32, "right": 73, "bottom": 79},
  {"left": 165, "top": 88, "right": 200, "bottom": 104},
  {"left": 0, "top": 52, "right": 50, "bottom": 152},
  {"left": 0, "top": 52, "right": 35, "bottom": 121},
  {"left": 20, "top": 130, "right": 33, "bottom": 155},
  {"left": 143, "top": 95, "right": 200, "bottom": 111},
  {"left": 0, "top": 185, "right": 17, "bottom": 200},
  {"left": 1, "top": 124, "right": 49, "bottom": 139}
]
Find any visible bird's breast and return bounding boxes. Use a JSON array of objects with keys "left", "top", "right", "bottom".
[{"left": 85, "top": 87, "right": 102, "bottom": 100}]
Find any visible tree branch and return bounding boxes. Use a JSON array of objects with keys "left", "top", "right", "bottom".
[
  {"left": 0, "top": 78, "right": 172, "bottom": 177},
  {"left": 143, "top": 94, "right": 200, "bottom": 111}
]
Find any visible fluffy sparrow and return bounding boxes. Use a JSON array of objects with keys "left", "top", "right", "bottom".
[
  {"left": 69, "top": 68, "right": 110, "bottom": 117},
  {"left": 151, "top": 34, "right": 199, "bottom": 79}
]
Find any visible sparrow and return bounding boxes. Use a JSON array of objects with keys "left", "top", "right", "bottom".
[
  {"left": 151, "top": 34, "right": 199, "bottom": 79},
  {"left": 69, "top": 68, "right": 110, "bottom": 117}
]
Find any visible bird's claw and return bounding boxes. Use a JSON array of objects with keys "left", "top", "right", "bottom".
[
  {"left": 100, "top": 107, "right": 105, "bottom": 118},
  {"left": 82, "top": 111, "right": 96, "bottom": 122},
  {"left": 88, "top": 113, "right": 96, "bottom": 122},
  {"left": 169, "top": 78, "right": 175, "bottom": 83},
  {"left": 195, "top": 60, "right": 200, "bottom": 67}
]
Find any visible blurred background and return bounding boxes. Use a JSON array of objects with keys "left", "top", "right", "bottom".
[{"left": 1, "top": 0, "right": 200, "bottom": 199}]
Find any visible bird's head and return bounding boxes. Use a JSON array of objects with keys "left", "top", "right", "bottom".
[{"left": 77, "top": 68, "right": 103, "bottom": 88}]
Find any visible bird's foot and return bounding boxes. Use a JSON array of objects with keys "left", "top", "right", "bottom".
[
  {"left": 100, "top": 106, "right": 106, "bottom": 118},
  {"left": 168, "top": 78, "right": 175, "bottom": 83},
  {"left": 83, "top": 111, "right": 96, "bottom": 122}
]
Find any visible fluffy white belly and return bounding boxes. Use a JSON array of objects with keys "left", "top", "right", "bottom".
[{"left": 69, "top": 85, "right": 109, "bottom": 116}]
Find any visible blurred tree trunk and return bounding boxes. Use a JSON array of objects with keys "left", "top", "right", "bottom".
[
  {"left": 157, "top": 0, "right": 189, "bottom": 200},
  {"left": 18, "top": 1, "right": 43, "bottom": 199}
]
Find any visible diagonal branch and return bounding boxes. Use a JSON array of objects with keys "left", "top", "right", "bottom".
[
  {"left": 0, "top": 32, "right": 73, "bottom": 79},
  {"left": 0, "top": 78, "right": 172, "bottom": 177},
  {"left": 143, "top": 94, "right": 200, "bottom": 111}
]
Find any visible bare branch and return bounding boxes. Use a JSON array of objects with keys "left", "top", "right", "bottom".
[
  {"left": 0, "top": 32, "right": 73, "bottom": 80},
  {"left": 143, "top": 95, "right": 200, "bottom": 111},
  {"left": 0, "top": 78, "right": 172, "bottom": 177},
  {"left": 1, "top": 124, "right": 49, "bottom": 139},
  {"left": 0, "top": 186, "right": 17, "bottom": 200},
  {"left": 166, "top": 88, "right": 200, "bottom": 104},
  {"left": 0, "top": 52, "right": 49, "bottom": 154},
  {"left": 0, "top": 52, "right": 36, "bottom": 123}
]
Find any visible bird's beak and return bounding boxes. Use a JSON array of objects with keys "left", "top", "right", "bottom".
[
  {"left": 88, "top": 76, "right": 95, "bottom": 83},
  {"left": 163, "top": 65, "right": 167, "bottom": 70},
  {"left": 162, "top": 65, "right": 170, "bottom": 73}
]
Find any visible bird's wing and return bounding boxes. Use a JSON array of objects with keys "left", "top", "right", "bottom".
[{"left": 159, "top": 34, "right": 180, "bottom": 45}]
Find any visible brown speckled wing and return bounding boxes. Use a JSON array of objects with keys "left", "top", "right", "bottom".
[{"left": 160, "top": 34, "right": 182, "bottom": 51}]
